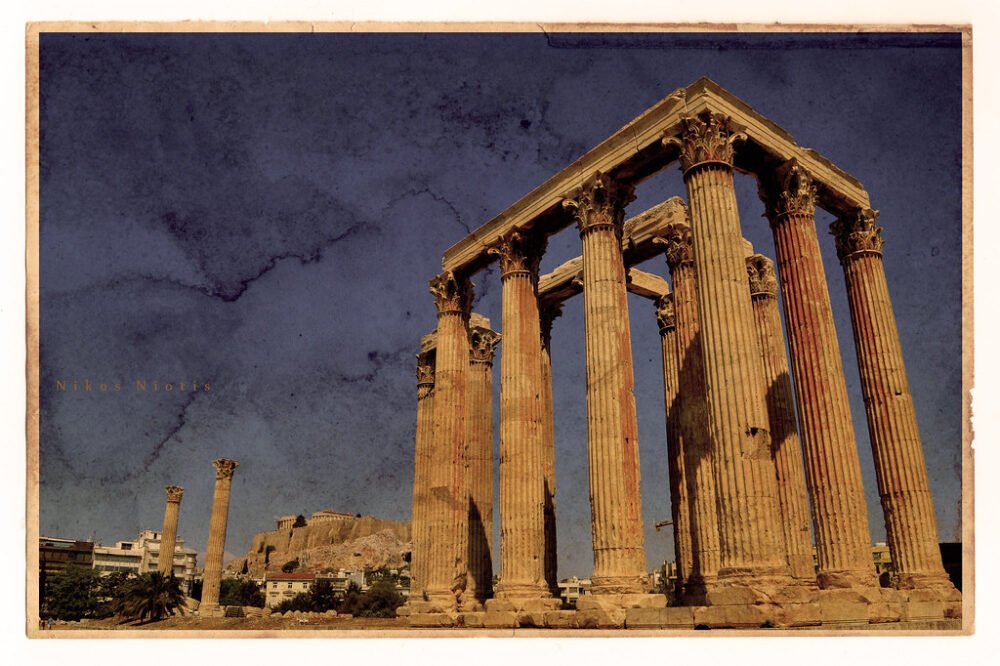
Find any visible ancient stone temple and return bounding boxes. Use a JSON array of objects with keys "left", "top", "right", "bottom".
[{"left": 406, "top": 77, "right": 960, "bottom": 629}]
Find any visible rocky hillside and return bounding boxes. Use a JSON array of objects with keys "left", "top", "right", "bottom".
[{"left": 227, "top": 516, "right": 411, "bottom": 577}]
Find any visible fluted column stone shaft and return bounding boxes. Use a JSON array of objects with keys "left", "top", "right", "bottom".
[
  {"left": 540, "top": 302, "right": 562, "bottom": 596},
  {"left": 667, "top": 114, "right": 790, "bottom": 581},
  {"left": 426, "top": 272, "right": 473, "bottom": 608},
  {"left": 489, "top": 231, "right": 552, "bottom": 601},
  {"left": 747, "top": 254, "right": 816, "bottom": 582},
  {"left": 409, "top": 350, "right": 436, "bottom": 598},
  {"left": 466, "top": 323, "right": 501, "bottom": 603},
  {"left": 831, "top": 209, "right": 953, "bottom": 590},
  {"left": 759, "top": 161, "right": 876, "bottom": 589},
  {"left": 655, "top": 294, "right": 692, "bottom": 599},
  {"left": 158, "top": 486, "right": 184, "bottom": 576},
  {"left": 201, "top": 459, "right": 239, "bottom": 608},
  {"left": 654, "top": 223, "right": 720, "bottom": 594},
  {"left": 564, "top": 173, "right": 647, "bottom": 594}
]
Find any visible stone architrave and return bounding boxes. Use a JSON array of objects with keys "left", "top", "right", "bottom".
[
  {"left": 655, "top": 293, "right": 692, "bottom": 600},
  {"left": 653, "top": 221, "right": 720, "bottom": 598},
  {"left": 664, "top": 113, "right": 790, "bottom": 586},
  {"left": 758, "top": 160, "right": 877, "bottom": 589},
  {"left": 487, "top": 230, "right": 555, "bottom": 606},
  {"left": 409, "top": 346, "right": 436, "bottom": 599},
  {"left": 831, "top": 209, "right": 955, "bottom": 592},
  {"left": 539, "top": 301, "right": 562, "bottom": 597},
  {"left": 466, "top": 318, "right": 501, "bottom": 604},
  {"left": 425, "top": 271, "right": 473, "bottom": 610},
  {"left": 746, "top": 253, "right": 816, "bottom": 583},
  {"left": 201, "top": 459, "right": 239, "bottom": 608},
  {"left": 158, "top": 485, "right": 184, "bottom": 576},
  {"left": 563, "top": 172, "right": 648, "bottom": 595}
]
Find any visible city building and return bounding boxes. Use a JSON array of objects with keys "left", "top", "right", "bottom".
[
  {"left": 315, "top": 568, "right": 366, "bottom": 595},
  {"left": 557, "top": 576, "right": 591, "bottom": 608},
  {"left": 263, "top": 572, "right": 316, "bottom": 607},
  {"left": 39, "top": 536, "right": 94, "bottom": 575},
  {"left": 92, "top": 529, "right": 198, "bottom": 592}
]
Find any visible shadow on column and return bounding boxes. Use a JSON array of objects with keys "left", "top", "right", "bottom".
[
  {"left": 543, "top": 479, "right": 558, "bottom": 598},
  {"left": 468, "top": 499, "right": 493, "bottom": 603}
]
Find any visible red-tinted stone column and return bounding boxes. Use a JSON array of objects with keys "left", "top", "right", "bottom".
[
  {"left": 758, "top": 160, "right": 876, "bottom": 590},
  {"left": 665, "top": 114, "right": 790, "bottom": 586},
  {"left": 563, "top": 173, "right": 649, "bottom": 595},
  {"left": 539, "top": 301, "right": 562, "bottom": 597},
  {"left": 655, "top": 293, "right": 692, "bottom": 600},
  {"left": 158, "top": 486, "right": 184, "bottom": 576},
  {"left": 831, "top": 209, "right": 956, "bottom": 594},
  {"left": 425, "top": 271, "right": 473, "bottom": 610},
  {"left": 746, "top": 253, "right": 816, "bottom": 583},
  {"left": 654, "top": 221, "right": 721, "bottom": 599},
  {"left": 201, "top": 459, "right": 239, "bottom": 609}
]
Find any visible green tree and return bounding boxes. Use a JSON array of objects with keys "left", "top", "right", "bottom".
[
  {"left": 218, "top": 578, "right": 265, "bottom": 607},
  {"left": 338, "top": 581, "right": 363, "bottom": 616},
  {"left": 112, "top": 572, "right": 185, "bottom": 624},
  {"left": 273, "top": 591, "right": 315, "bottom": 614},
  {"left": 355, "top": 579, "right": 404, "bottom": 618},
  {"left": 292, "top": 515, "right": 307, "bottom": 528},
  {"left": 281, "top": 559, "right": 300, "bottom": 573},
  {"left": 41, "top": 567, "right": 103, "bottom": 620},
  {"left": 190, "top": 579, "right": 203, "bottom": 601}
]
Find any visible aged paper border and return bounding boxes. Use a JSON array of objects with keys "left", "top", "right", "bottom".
[{"left": 24, "top": 20, "right": 974, "bottom": 640}]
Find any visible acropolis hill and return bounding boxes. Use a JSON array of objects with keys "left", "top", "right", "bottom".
[{"left": 227, "top": 513, "right": 410, "bottom": 578}]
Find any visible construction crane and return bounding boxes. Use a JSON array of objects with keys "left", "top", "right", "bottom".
[{"left": 654, "top": 520, "right": 673, "bottom": 532}]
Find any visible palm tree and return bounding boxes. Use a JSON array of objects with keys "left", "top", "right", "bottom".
[{"left": 113, "top": 572, "right": 185, "bottom": 624}]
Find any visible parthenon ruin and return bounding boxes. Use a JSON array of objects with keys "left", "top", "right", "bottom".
[{"left": 406, "top": 77, "right": 961, "bottom": 629}]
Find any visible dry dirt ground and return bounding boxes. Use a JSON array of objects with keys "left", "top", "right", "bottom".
[{"left": 49, "top": 614, "right": 409, "bottom": 632}]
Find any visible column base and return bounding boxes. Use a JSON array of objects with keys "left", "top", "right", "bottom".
[
  {"left": 411, "top": 589, "right": 459, "bottom": 614},
  {"left": 893, "top": 572, "right": 960, "bottom": 596},
  {"left": 589, "top": 575, "right": 650, "bottom": 595},
  {"left": 817, "top": 568, "right": 880, "bottom": 590}
]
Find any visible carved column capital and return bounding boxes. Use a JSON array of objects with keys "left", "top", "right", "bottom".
[
  {"left": 213, "top": 458, "right": 239, "bottom": 480},
  {"left": 429, "top": 271, "right": 473, "bottom": 317},
  {"left": 487, "top": 229, "right": 547, "bottom": 281},
  {"left": 663, "top": 112, "right": 747, "bottom": 174},
  {"left": 539, "top": 300, "right": 564, "bottom": 349},
  {"left": 757, "top": 159, "right": 819, "bottom": 221},
  {"left": 562, "top": 171, "right": 636, "bottom": 237},
  {"left": 831, "top": 208, "right": 884, "bottom": 263},
  {"left": 746, "top": 254, "right": 778, "bottom": 298},
  {"left": 416, "top": 351, "right": 436, "bottom": 388},
  {"left": 652, "top": 221, "right": 694, "bottom": 271},
  {"left": 656, "top": 293, "right": 676, "bottom": 334},
  {"left": 468, "top": 326, "right": 502, "bottom": 365},
  {"left": 165, "top": 485, "right": 184, "bottom": 503}
]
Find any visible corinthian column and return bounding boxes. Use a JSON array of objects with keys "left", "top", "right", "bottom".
[
  {"left": 466, "top": 318, "right": 501, "bottom": 604},
  {"left": 158, "top": 486, "right": 184, "bottom": 576},
  {"left": 831, "top": 209, "right": 955, "bottom": 593},
  {"left": 746, "top": 254, "right": 816, "bottom": 582},
  {"left": 563, "top": 173, "right": 648, "bottom": 595},
  {"left": 758, "top": 160, "right": 876, "bottom": 589},
  {"left": 201, "top": 458, "right": 239, "bottom": 609},
  {"left": 409, "top": 345, "right": 436, "bottom": 599},
  {"left": 655, "top": 293, "right": 692, "bottom": 600},
  {"left": 488, "top": 230, "right": 555, "bottom": 606},
  {"left": 664, "top": 114, "right": 789, "bottom": 585},
  {"left": 653, "top": 222, "right": 720, "bottom": 599},
  {"left": 540, "top": 301, "right": 562, "bottom": 597},
  {"left": 425, "top": 271, "right": 473, "bottom": 610}
]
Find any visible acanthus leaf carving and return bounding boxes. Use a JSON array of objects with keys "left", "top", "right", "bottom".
[
  {"left": 429, "top": 270, "right": 473, "bottom": 317},
  {"left": 653, "top": 220, "right": 694, "bottom": 271},
  {"left": 656, "top": 293, "right": 676, "bottom": 333},
  {"left": 562, "top": 171, "right": 636, "bottom": 237},
  {"left": 468, "top": 326, "right": 502, "bottom": 364},
  {"left": 416, "top": 350, "right": 435, "bottom": 388},
  {"left": 486, "top": 228, "right": 546, "bottom": 280},
  {"left": 213, "top": 458, "right": 239, "bottom": 480},
  {"left": 746, "top": 254, "right": 778, "bottom": 297},
  {"left": 830, "top": 208, "right": 884, "bottom": 262},
  {"left": 539, "top": 300, "right": 564, "bottom": 348},
  {"left": 757, "top": 158, "right": 819, "bottom": 221},
  {"left": 663, "top": 112, "right": 747, "bottom": 173},
  {"left": 165, "top": 485, "right": 185, "bottom": 503}
]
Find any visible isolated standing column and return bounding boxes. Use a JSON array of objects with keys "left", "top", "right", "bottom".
[
  {"left": 831, "top": 209, "right": 955, "bottom": 592},
  {"left": 158, "top": 485, "right": 184, "bottom": 576},
  {"left": 564, "top": 172, "right": 648, "bottom": 594},
  {"left": 201, "top": 458, "right": 239, "bottom": 608}
]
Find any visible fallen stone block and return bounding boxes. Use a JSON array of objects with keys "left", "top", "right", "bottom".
[
  {"left": 542, "top": 610, "right": 578, "bottom": 629},
  {"left": 409, "top": 613, "right": 456, "bottom": 627},
  {"left": 481, "top": 611, "right": 519, "bottom": 629}
]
